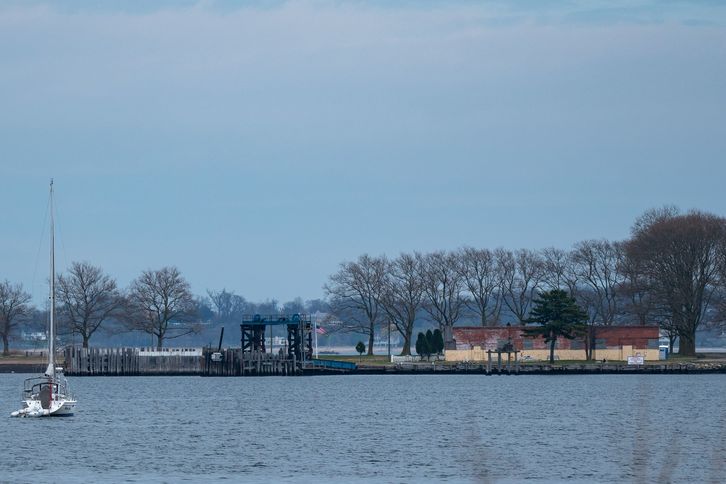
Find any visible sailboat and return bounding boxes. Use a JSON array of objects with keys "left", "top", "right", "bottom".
[{"left": 11, "top": 180, "right": 76, "bottom": 417}]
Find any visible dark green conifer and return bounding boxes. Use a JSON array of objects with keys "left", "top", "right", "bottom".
[
  {"left": 524, "top": 289, "right": 588, "bottom": 364},
  {"left": 425, "top": 329, "right": 434, "bottom": 358},
  {"left": 355, "top": 341, "right": 366, "bottom": 361},
  {"left": 415, "top": 332, "right": 429, "bottom": 360},
  {"left": 432, "top": 328, "right": 444, "bottom": 356}
]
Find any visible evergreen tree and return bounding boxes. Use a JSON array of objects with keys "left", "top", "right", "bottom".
[
  {"left": 432, "top": 328, "right": 444, "bottom": 357},
  {"left": 355, "top": 341, "right": 366, "bottom": 361},
  {"left": 425, "top": 329, "right": 434, "bottom": 357},
  {"left": 415, "top": 332, "right": 430, "bottom": 360},
  {"left": 524, "top": 289, "right": 588, "bottom": 364}
]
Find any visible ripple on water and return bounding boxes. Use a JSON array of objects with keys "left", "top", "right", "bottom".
[{"left": 1, "top": 374, "right": 724, "bottom": 483}]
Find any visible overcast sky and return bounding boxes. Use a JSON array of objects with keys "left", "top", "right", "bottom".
[{"left": 2, "top": 0, "right": 725, "bottom": 304}]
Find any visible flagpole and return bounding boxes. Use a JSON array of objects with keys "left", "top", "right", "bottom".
[{"left": 313, "top": 314, "right": 318, "bottom": 358}]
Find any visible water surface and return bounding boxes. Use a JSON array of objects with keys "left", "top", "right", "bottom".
[{"left": 1, "top": 374, "right": 724, "bottom": 483}]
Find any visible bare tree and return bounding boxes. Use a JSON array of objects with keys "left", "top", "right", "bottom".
[
  {"left": 458, "top": 247, "right": 502, "bottom": 326},
  {"left": 378, "top": 253, "right": 425, "bottom": 356},
  {"left": 540, "top": 247, "right": 604, "bottom": 358},
  {"left": 127, "top": 267, "right": 197, "bottom": 350},
  {"left": 56, "top": 261, "right": 123, "bottom": 348},
  {"left": 659, "top": 313, "right": 681, "bottom": 355},
  {"left": 714, "top": 249, "right": 726, "bottom": 333},
  {"left": 626, "top": 210, "right": 726, "bottom": 356},
  {"left": 571, "top": 240, "right": 625, "bottom": 326},
  {"left": 497, "top": 248, "right": 544, "bottom": 323},
  {"left": 282, "top": 297, "right": 305, "bottom": 314},
  {"left": 541, "top": 247, "right": 579, "bottom": 295},
  {"left": 304, "top": 298, "right": 330, "bottom": 314},
  {"left": 207, "top": 289, "right": 248, "bottom": 323},
  {"left": 0, "top": 281, "right": 32, "bottom": 356},
  {"left": 419, "top": 251, "right": 465, "bottom": 347},
  {"left": 255, "top": 299, "right": 279, "bottom": 315},
  {"left": 619, "top": 253, "right": 658, "bottom": 326},
  {"left": 324, "top": 254, "right": 386, "bottom": 355},
  {"left": 630, "top": 205, "right": 680, "bottom": 234}
]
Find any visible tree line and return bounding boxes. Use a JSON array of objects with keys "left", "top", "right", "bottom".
[
  {"left": 3, "top": 206, "right": 725, "bottom": 357},
  {"left": 324, "top": 208, "right": 726, "bottom": 357},
  {"left": 0, "top": 265, "right": 327, "bottom": 354}
]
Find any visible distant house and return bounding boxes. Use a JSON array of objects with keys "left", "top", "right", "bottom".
[
  {"left": 21, "top": 331, "right": 47, "bottom": 342},
  {"left": 446, "top": 325, "right": 660, "bottom": 362}
]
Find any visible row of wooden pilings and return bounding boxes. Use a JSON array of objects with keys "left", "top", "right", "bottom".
[
  {"left": 202, "top": 348, "right": 300, "bottom": 376},
  {"left": 64, "top": 347, "right": 203, "bottom": 376},
  {"left": 63, "top": 347, "right": 301, "bottom": 376},
  {"left": 486, "top": 349, "right": 521, "bottom": 374}
]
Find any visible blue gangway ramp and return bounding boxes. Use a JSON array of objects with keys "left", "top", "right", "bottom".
[{"left": 309, "top": 359, "right": 357, "bottom": 372}]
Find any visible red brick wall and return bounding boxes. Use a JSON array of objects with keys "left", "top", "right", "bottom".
[
  {"left": 593, "top": 326, "right": 659, "bottom": 348},
  {"left": 452, "top": 325, "right": 659, "bottom": 351}
]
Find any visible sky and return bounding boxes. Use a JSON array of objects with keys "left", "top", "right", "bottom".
[{"left": 1, "top": 0, "right": 725, "bottom": 304}]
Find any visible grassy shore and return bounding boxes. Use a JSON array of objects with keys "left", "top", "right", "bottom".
[
  {"left": 0, "top": 354, "right": 46, "bottom": 365},
  {"left": 2, "top": 350, "right": 723, "bottom": 373},
  {"left": 0, "top": 353, "right": 48, "bottom": 373},
  {"left": 316, "top": 353, "right": 726, "bottom": 367}
]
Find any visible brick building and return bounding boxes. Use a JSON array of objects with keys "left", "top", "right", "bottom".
[{"left": 446, "top": 325, "right": 660, "bottom": 362}]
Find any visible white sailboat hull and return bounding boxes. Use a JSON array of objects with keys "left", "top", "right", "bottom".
[{"left": 12, "top": 398, "right": 76, "bottom": 418}]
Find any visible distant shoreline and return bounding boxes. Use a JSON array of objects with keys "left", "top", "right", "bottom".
[
  {"left": 349, "top": 363, "right": 726, "bottom": 376},
  {"left": 0, "top": 363, "right": 46, "bottom": 374},
  {"left": 3, "top": 361, "right": 725, "bottom": 375}
]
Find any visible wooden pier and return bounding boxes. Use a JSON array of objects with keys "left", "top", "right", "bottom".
[
  {"left": 64, "top": 347, "right": 203, "bottom": 376},
  {"left": 63, "top": 314, "right": 318, "bottom": 376},
  {"left": 63, "top": 346, "right": 305, "bottom": 376},
  {"left": 202, "top": 348, "right": 299, "bottom": 376}
]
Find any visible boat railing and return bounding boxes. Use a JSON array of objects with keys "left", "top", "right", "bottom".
[{"left": 21, "top": 375, "right": 73, "bottom": 401}]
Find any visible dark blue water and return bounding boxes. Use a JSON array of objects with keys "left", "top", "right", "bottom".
[{"left": 1, "top": 374, "right": 724, "bottom": 483}]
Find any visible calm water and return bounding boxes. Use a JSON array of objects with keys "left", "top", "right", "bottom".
[{"left": 1, "top": 374, "right": 724, "bottom": 483}]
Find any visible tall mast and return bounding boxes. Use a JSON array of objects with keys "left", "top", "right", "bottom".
[{"left": 46, "top": 179, "right": 55, "bottom": 377}]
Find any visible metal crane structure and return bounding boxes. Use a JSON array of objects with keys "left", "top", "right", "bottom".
[{"left": 240, "top": 313, "right": 313, "bottom": 363}]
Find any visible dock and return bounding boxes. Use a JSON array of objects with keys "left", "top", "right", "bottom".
[
  {"left": 55, "top": 347, "right": 726, "bottom": 376},
  {"left": 65, "top": 347, "right": 203, "bottom": 376},
  {"left": 62, "top": 346, "right": 358, "bottom": 376}
]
